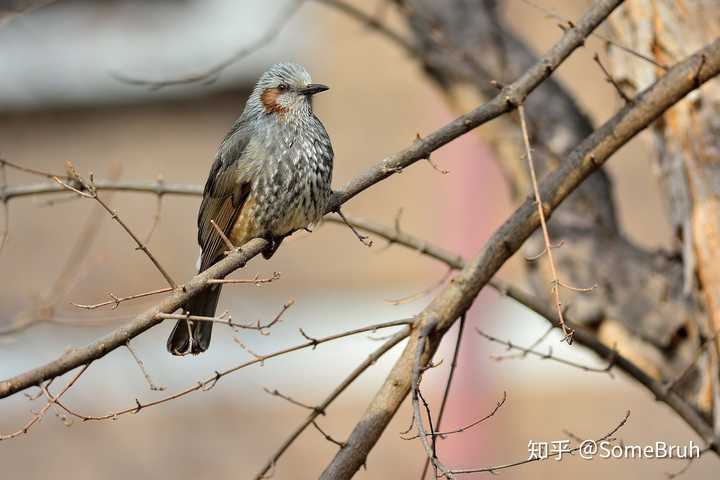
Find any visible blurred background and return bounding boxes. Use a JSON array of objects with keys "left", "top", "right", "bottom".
[{"left": 0, "top": 0, "right": 712, "bottom": 478}]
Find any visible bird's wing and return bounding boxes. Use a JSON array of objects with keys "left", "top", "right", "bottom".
[{"left": 197, "top": 118, "right": 255, "bottom": 272}]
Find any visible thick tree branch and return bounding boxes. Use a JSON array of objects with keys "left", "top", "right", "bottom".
[
  {"left": 252, "top": 326, "right": 410, "bottom": 479},
  {"left": 320, "top": 38, "right": 720, "bottom": 479},
  {"left": 327, "top": 0, "right": 625, "bottom": 209},
  {"left": 328, "top": 213, "right": 720, "bottom": 460},
  {"left": 0, "top": 0, "right": 626, "bottom": 400}
]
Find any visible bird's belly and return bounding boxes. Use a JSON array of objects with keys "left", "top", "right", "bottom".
[
  {"left": 273, "top": 205, "right": 318, "bottom": 235},
  {"left": 231, "top": 187, "right": 327, "bottom": 244},
  {"left": 268, "top": 192, "right": 325, "bottom": 236}
]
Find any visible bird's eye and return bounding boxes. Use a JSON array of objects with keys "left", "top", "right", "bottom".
[{"left": 277, "top": 83, "right": 289, "bottom": 92}]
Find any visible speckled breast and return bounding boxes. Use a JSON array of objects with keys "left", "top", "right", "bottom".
[{"left": 242, "top": 118, "right": 333, "bottom": 241}]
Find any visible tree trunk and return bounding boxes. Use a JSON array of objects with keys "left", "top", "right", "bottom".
[
  {"left": 397, "top": 0, "right": 716, "bottom": 422},
  {"left": 608, "top": 0, "right": 720, "bottom": 427}
]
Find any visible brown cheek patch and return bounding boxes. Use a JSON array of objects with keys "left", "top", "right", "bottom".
[{"left": 260, "top": 88, "right": 288, "bottom": 114}]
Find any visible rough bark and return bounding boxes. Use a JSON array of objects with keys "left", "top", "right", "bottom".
[
  {"left": 398, "top": 0, "right": 711, "bottom": 418},
  {"left": 608, "top": 0, "right": 720, "bottom": 428},
  {"left": 321, "top": 38, "right": 720, "bottom": 477}
]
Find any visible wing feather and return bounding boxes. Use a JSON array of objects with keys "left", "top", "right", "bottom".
[{"left": 196, "top": 117, "right": 254, "bottom": 272}]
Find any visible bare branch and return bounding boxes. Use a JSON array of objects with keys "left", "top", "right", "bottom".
[
  {"left": 50, "top": 320, "right": 411, "bottom": 423},
  {"left": 155, "top": 299, "right": 292, "bottom": 333},
  {"left": 419, "top": 314, "right": 466, "bottom": 478},
  {"left": 1, "top": 14, "right": 719, "bottom": 474},
  {"left": 410, "top": 318, "right": 455, "bottom": 479},
  {"left": 0, "top": 365, "right": 89, "bottom": 441},
  {"left": 325, "top": 215, "right": 464, "bottom": 269},
  {"left": 142, "top": 175, "right": 164, "bottom": 244},
  {"left": 210, "top": 219, "right": 236, "bottom": 252},
  {"left": 112, "top": 0, "right": 308, "bottom": 89},
  {"left": 252, "top": 326, "right": 410, "bottom": 479},
  {"left": 0, "top": 157, "right": 67, "bottom": 180},
  {"left": 2, "top": 179, "right": 202, "bottom": 202},
  {"left": 450, "top": 411, "right": 630, "bottom": 475},
  {"left": 385, "top": 268, "right": 453, "bottom": 305},
  {"left": 125, "top": 342, "right": 165, "bottom": 392},
  {"left": 72, "top": 287, "right": 174, "bottom": 310},
  {"left": 518, "top": 104, "right": 575, "bottom": 343},
  {"left": 263, "top": 388, "right": 323, "bottom": 413},
  {"left": 0, "top": 165, "right": 123, "bottom": 335},
  {"left": 477, "top": 329, "right": 616, "bottom": 375},
  {"left": 53, "top": 164, "right": 178, "bottom": 289},
  {"left": 490, "top": 325, "right": 553, "bottom": 360},
  {"left": 334, "top": 208, "right": 373, "bottom": 247},
  {"left": 314, "top": 0, "right": 419, "bottom": 59},
  {"left": 517, "top": 0, "right": 669, "bottom": 70},
  {"left": 593, "top": 52, "right": 633, "bottom": 104},
  {"left": 322, "top": 35, "right": 720, "bottom": 477},
  {"left": 405, "top": 391, "right": 507, "bottom": 440},
  {"left": 311, "top": 420, "right": 346, "bottom": 449},
  {"left": 2, "top": 1, "right": 626, "bottom": 384}
]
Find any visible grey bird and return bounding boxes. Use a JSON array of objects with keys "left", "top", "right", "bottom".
[{"left": 167, "top": 63, "right": 333, "bottom": 355}]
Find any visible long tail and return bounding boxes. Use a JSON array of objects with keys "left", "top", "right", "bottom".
[{"left": 167, "top": 284, "right": 222, "bottom": 355}]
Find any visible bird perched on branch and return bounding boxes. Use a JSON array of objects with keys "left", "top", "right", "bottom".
[{"left": 167, "top": 63, "right": 333, "bottom": 355}]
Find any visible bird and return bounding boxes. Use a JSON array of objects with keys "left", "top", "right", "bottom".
[{"left": 167, "top": 63, "right": 333, "bottom": 356}]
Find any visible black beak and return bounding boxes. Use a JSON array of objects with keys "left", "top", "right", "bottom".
[{"left": 299, "top": 83, "right": 329, "bottom": 96}]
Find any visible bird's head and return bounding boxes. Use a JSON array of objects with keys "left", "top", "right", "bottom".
[{"left": 249, "top": 63, "right": 328, "bottom": 120}]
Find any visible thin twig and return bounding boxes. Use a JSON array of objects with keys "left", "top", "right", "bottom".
[
  {"left": 419, "top": 314, "right": 466, "bottom": 479},
  {"left": 593, "top": 52, "right": 633, "bottom": 104},
  {"left": 524, "top": 240, "right": 563, "bottom": 261},
  {"left": 411, "top": 318, "right": 455, "bottom": 479},
  {"left": 2, "top": 179, "right": 203, "bottom": 202},
  {"left": 264, "top": 388, "right": 323, "bottom": 413},
  {"left": 490, "top": 325, "right": 553, "bottom": 360},
  {"left": 0, "top": 164, "right": 124, "bottom": 335},
  {"left": 143, "top": 175, "right": 164, "bottom": 244},
  {"left": 72, "top": 287, "right": 174, "bottom": 310},
  {"left": 324, "top": 214, "right": 465, "bottom": 269},
  {"left": 449, "top": 411, "right": 630, "bottom": 475},
  {"left": 0, "top": 158, "right": 68, "bottom": 180},
  {"left": 112, "top": 0, "right": 307, "bottom": 89},
  {"left": 314, "top": 0, "right": 419, "bottom": 59},
  {"left": 405, "top": 391, "right": 507, "bottom": 440},
  {"left": 156, "top": 299, "right": 293, "bottom": 333},
  {"left": 53, "top": 164, "right": 177, "bottom": 289},
  {"left": 477, "top": 329, "right": 616, "bottom": 375},
  {"left": 665, "top": 447, "right": 710, "bottom": 479},
  {"left": 373, "top": 207, "right": 405, "bottom": 254},
  {"left": 1, "top": 27, "right": 718, "bottom": 474},
  {"left": 125, "top": 342, "right": 165, "bottom": 391},
  {"left": 518, "top": 105, "right": 575, "bottom": 343},
  {"left": 385, "top": 268, "right": 453, "bottom": 305},
  {"left": 415, "top": 133, "right": 450, "bottom": 174},
  {"left": 324, "top": 22, "right": 720, "bottom": 477},
  {"left": 253, "top": 326, "right": 412, "bottom": 479},
  {"left": 210, "top": 219, "right": 236, "bottom": 252},
  {"left": 334, "top": 209, "right": 373, "bottom": 246},
  {"left": 311, "top": 420, "right": 347, "bottom": 449},
  {"left": 517, "top": 0, "right": 669, "bottom": 70},
  {"left": 0, "top": 365, "right": 89, "bottom": 441},
  {"left": 51, "top": 320, "right": 411, "bottom": 423}
]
